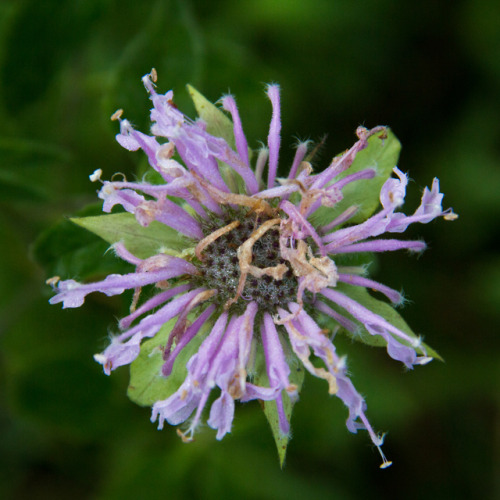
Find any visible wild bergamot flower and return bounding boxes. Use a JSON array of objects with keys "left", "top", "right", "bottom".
[{"left": 49, "top": 69, "right": 457, "bottom": 467}]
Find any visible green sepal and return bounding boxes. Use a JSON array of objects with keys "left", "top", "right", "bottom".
[
  {"left": 127, "top": 316, "right": 211, "bottom": 407},
  {"left": 71, "top": 212, "right": 191, "bottom": 260},
  {"left": 253, "top": 343, "right": 305, "bottom": 468},
  {"left": 319, "top": 282, "right": 443, "bottom": 361},
  {"left": 310, "top": 129, "right": 401, "bottom": 228},
  {"left": 186, "top": 84, "right": 247, "bottom": 193}
]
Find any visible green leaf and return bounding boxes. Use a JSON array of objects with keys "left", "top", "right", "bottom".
[
  {"left": 319, "top": 282, "right": 442, "bottom": 360},
  {"left": 32, "top": 205, "right": 131, "bottom": 279},
  {"left": 71, "top": 212, "right": 190, "bottom": 260},
  {"left": 253, "top": 343, "right": 305, "bottom": 467},
  {"left": 127, "top": 317, "right": 210, "bottom": 406},
  {"left": 310, "top": 129, "right": 401, "bottom": 227}
]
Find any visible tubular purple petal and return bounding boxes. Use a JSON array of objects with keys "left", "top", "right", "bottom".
[
  {"left": 338, "top": 274, "right": 403, "bottom": 304},
  {"left": 327, "top": 239, "right": 427, "bottom": 254},
  {"left": 313, "top": 300, "right": 358, "bottom": 333},
  {"left": 161, "top": 305, "right": 216, "bottom": 377},
  {"left": 310, "top": 126, "right": 385, "bottom": 190},
  {"left": 262, "top": 313, "right": 296, "bottom": 398},
  {"left": 287, "top": 141, "right": 309, "bottom": 180},
  {"left": 50, "top": 262, "right": 196, "bottom": 309},
  {"left": 113, "top": 289, "right": 206, "bottom": 345},
  {"left": 208, "top": 392, "right": 235, "bottom": 440},
  {"left": 266, "top": 84, "right": 281, "bottom": 189},
  {"left": 222, "top": 95, "right": 249, "bottom": 167},
  {"left": 112, "top": 242, "right": 143, "bottom": 266},
  {"left": 119, "top": 284, "right": 192, "bottom": 329},
  {"left": 280, "top": 200, "right": 326, "bottom": 255},
  {"left": 331, "top": 168, "right": 376, "bottom": 191},
  {"left": 320, "top": 288, "right": 424, "bottom": 367},
  {"left": 319, "top": 205, "right": 359, "bottom": 233}
]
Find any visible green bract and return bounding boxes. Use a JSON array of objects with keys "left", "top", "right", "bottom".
[
  {"left": 128, "top": 318, "right": 210, "bottom": 407},
  {"left": 310, "top": 129, "right": 401, "bottom": 227},
  {"left": 71, "top": 213, "right": 190, "bottom": 259}
]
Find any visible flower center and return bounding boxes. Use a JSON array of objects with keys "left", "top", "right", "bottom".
[{"left": 196, "top": 209, "right": 298, "bottom": 314}]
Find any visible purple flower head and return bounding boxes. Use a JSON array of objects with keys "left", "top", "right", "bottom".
[{"left": 49, "top": 69, "right": 457, "bottom": 468}]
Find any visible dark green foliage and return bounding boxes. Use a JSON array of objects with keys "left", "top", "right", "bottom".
[{"left": 0, "top": 0, "right": 498, "bottom": 499}]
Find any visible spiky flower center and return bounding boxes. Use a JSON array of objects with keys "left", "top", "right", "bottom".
[{"left": 196, "top": 209, "right": 298, "bottom": 313}]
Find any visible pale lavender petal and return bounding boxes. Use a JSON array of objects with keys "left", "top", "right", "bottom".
[
  {"left": 321, "top": 208, "right": 391, "bottom": 246},
  {"left": 384, "top": 178, "right": 449, "bottom": 232},
  {"left": 94, "top": 290, "right": 205, "bottom": 375},
  {"left": 189, "top": 312, "right": 230, "bottom": 382},
  {"left": 237, "top": 302, "right": 258, "bottom": 391},
  {"left": 117, "top": 289, "right": 205, "bottom": 344},
  {"left": 144, "top": 72, "right": 261, "bottom": 194},
  {"left": 266, "top": 84, "right": 281, "bottom": 189},
  {"left": 320, "top": 288, "right": 424, "bottom": 368},
  {"left": 414, "top": 178, "right": 444, "bottom": 219},
  {"left": 319, "top": 205, "right": 359, "bottom": 233},
  {"left": 254, "top": 183, "right": 301, "bottom": 199},
  {"left": 151, "top": 312, "right": 230, "bottom": 434},
  {"left": 338, "top": 274, "right": 403, "bottom": 304},
  {"left": 112, "top": 242, "right": 143, "bottom": 266},
  {"left": 115, "top": 119, "right": 142, "bottom": 151},
  {"left": 116, "top": 121, "right": 164, "bottom": 177},
  {"left": 320, "top": 168, "right": 409, "bottom": 249},
  {"left": 327, "top": 239, "right": 426, "bottom": 254},
  {"left": 240, "top": 384, "right": 280, "bottom": 402},
  {"left": 221, "top": 95, "right": 249, "bottom": 166},
  {"left": 275, "top": 393, "right": 290, "bottom": 435},
  {"left": 280, "top": 305, "right": 385, "bottom": 450},
  {"left": 182, "top": 312, "right": 238, "bottom": 436},
  {"left": 136, "top": 197, "right": 203, "bottom": 239},
  {"left": 287, "top": 141, "right": 309, "bottom": 180},
  {"left": 280, "top": 200, "right": 326, "bottom": 255},
  {"left": 151, "top": 384, "right": 200, "bottom": 428},
  {"left": 103, "top": 175, "right": 212, "bottom": 219},
  {"left": 174, "top": 134, "right": 230, "bottom": 193},
  {"left": 379, "top": 167, "right": 408, "bottom": 209},
  {"left": 161, "top": 305, "right": 216, "bottom": 377},
  {"left": 313, "top": 300, "right": 358, "bottom": 333},
  {"left": 50, "top": 264, "right": 194, "bottom": 309},
  {"left": 99, "top": 184, "right": 145, "bottom": 214},
  {"left": 262, "top": 313, "right": 295, "bottom": 397},
  {"left": 330, "top": 168, "right": 376, "bottom": 191},
  {"left": 204, "top": 314, "right": 242, "bottom": 389},
  {"left": 255, "top": 147, "right": 268, "bottom": 187},
  {"left": 289, "top": 305, "right": 339, "bottom": 372},
  {"left": 94, "top": 333, "right": 142, "bottom": 375},
  {"left": 208, "top": 392, "right": 235, "bottom": 440},
  {"left": 305, "top": 169, "right": 375, "bottom": 218},
  {"left": 119, "top": 284, "right": 191, "bottom": 329},
  {"left": 278, "top": 305, "right": 338, "bottom": 395},
  {"left": 310, "top": 126, "right": 386, "bottom": 189}
]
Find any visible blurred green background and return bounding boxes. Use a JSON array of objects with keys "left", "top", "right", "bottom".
[{"left": 0, "top": 0, "right": 498, "bottom": 498}]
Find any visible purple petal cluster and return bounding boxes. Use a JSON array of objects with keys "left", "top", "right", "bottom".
[{"left": 49, "top": 70, "right": 456, "bottom": 467}]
